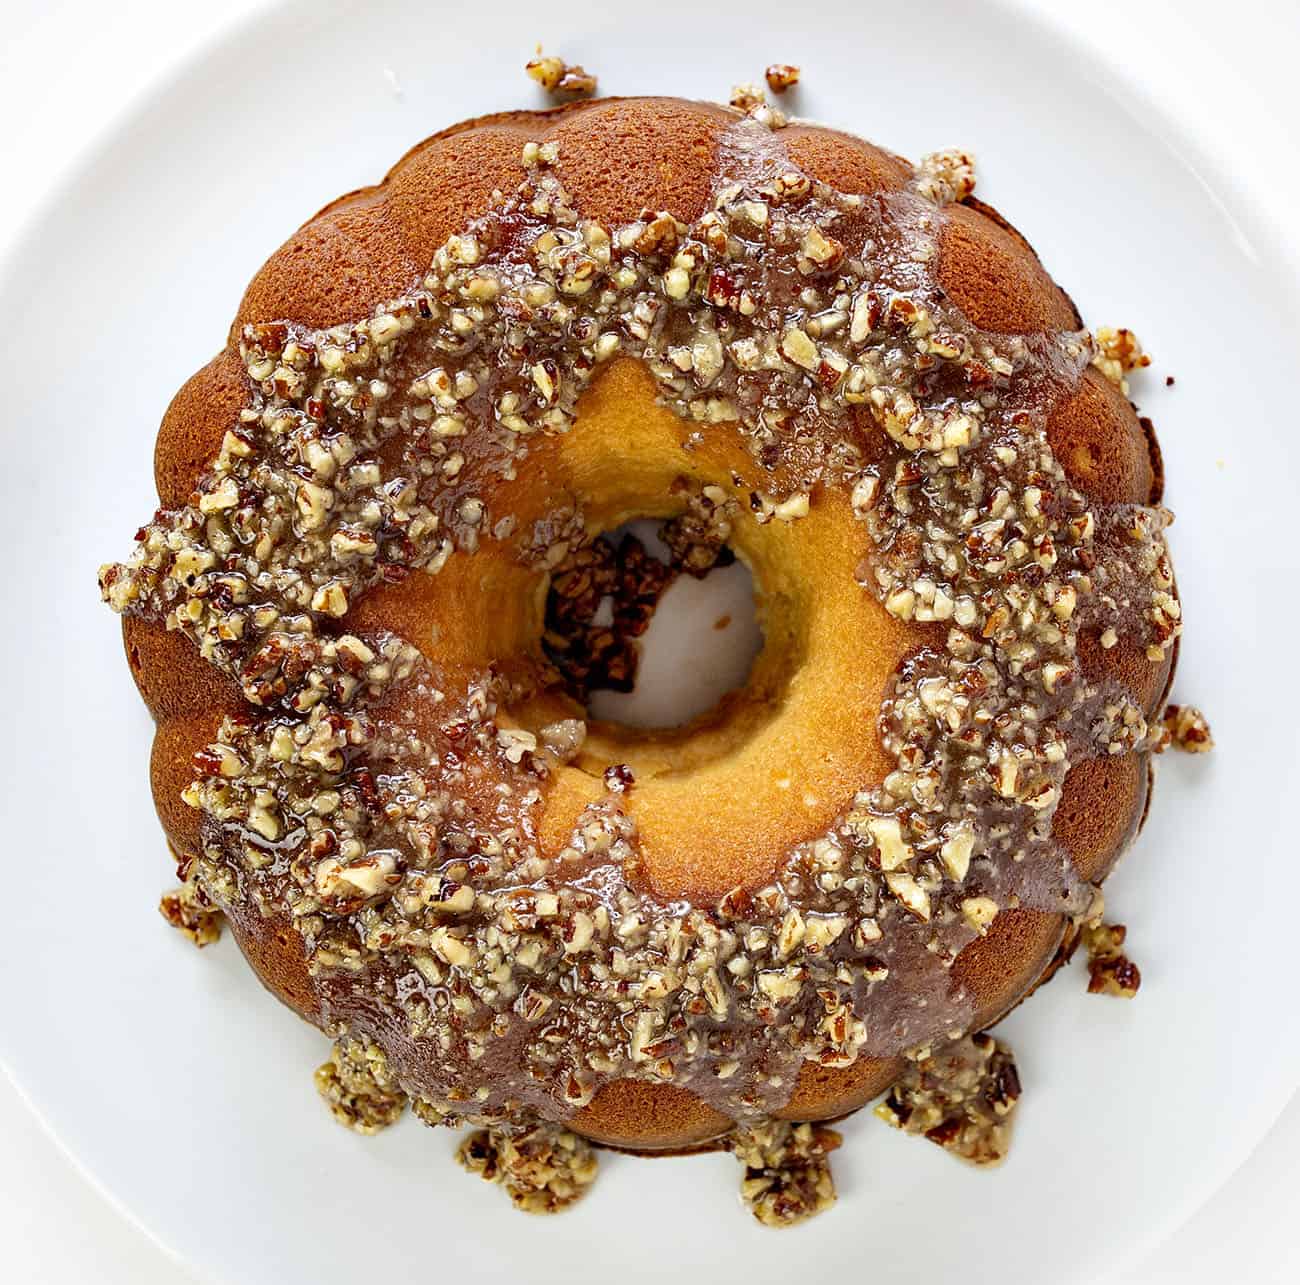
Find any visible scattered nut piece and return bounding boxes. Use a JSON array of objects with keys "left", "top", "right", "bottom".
[
  {"left": 728, "top": 1120, "right": 839, "bottom": 1227},
  {"left": 314, "top": 1038, "right": 407, "bottom": 1134},
  {"left": 729, "top": 82, "right": 767, "bottom": 113},
  {"left": 158, "top": 873, "right": 222, "bottom": 947},
  {"left": 764, "top": 64, "right": 801, "bottom": 94},
  {"left": 1156, "top": 703, "right": 1214, "bottom": 754},
  {"left": 875, "top": 1033, "right": 1020, "bottom": 1165},
  {"left": 915, "top": 148, "right": 977, "bottom": 204},
  {"left": 1082, "top": 922, "right": 1142, "bottom": 998},
  {"left": 1092, "top": 326, "right": 1151, "bottom": 394},
  {"left": 457, "top": 1122, "right": 597, "bottom": 1214},
  {"left": 525, "top": 54, "right": 597, "bottom": 99}
]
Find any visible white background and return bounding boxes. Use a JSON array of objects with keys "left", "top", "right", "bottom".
[{"left": 1, "top": 1, "right": 1296, "bottom": 1281}]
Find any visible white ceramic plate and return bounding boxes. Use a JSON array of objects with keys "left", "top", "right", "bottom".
[{"left": 2, "top": 2, "right": 1297, "bottom": 1281}]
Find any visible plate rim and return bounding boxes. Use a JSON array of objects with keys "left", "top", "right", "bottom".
[{"left": 1, "top": 2, "right": 1297, "bottom": 1281}]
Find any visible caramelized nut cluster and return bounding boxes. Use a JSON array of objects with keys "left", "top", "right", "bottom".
[
  {"left": 1091, "top": 325, "right": 1151, "bottom": 395},
  {"left": 526, "top": 54, "right": 598, "bottom": 99},
  {"left": 1083, "top": 922, "right": 1142, "bottom": 998},
  {"left": 158, "top": 870, "right": 223, "bottom": 948},
  {"left": 730, "top": 1120, "right": 840, "bottom": 1226},
  {"left": 455, "top": 1119, "right": 599, "bottom": 1213},
  {"left": 764, "top": 64, "right": 801, "bottom": 95},
  {"left": 314, "top": 1037, "right": 409, "bottom": 1134},
  {"left": 1157, "top": 703, "right": 1214, "bottom": 753},
  {"left": 875, "top": 1033, "right": 1021, "bottom": 1165}
]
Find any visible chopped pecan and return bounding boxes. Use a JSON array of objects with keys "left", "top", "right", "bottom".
[
  {"left": 314, "top": 1037, "right": 407, "bottom": 1134},
  {"left": 158, "top": 874, "right": 222, "bottom": 947},
  {"left": 1083, "top": 922, "right": 1142, "bottom": 998},
  {"left": 764, "top": 64, "right": 801, "bottom": 94},
  {"left": 457, "top": 1122, "right": 597, "bottom": 1214},
  {"left": 525, "top": 54, "right": 597, "bottom": 99},
  {"left": 1156, "top": 703, "right": 1214, "bottom": 754},
  {"left": 876, "top": 1033, "right": 1020, "bottom": 1166},
  {"left": 728, "top": 1120, "right": 839, "bottom": 1227}
]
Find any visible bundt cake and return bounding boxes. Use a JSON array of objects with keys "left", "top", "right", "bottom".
[{"left": 101, "top": 94, "right": 1183, "bottom": 1223}]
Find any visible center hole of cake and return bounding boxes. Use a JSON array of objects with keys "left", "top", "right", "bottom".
[{"left": 543, "top": 518, "right": 763, "bottom": 732}]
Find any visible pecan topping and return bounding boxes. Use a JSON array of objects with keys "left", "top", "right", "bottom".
[
  {"left": 525, "top": 54, "right": 597, "bottom": 99},
  {"left": 456, "top": 1122, "right": 597, "bottom": 1214},
  {"left": 158, "top": 874, "right": 222, "bottom": 947},
  {"left": 729, "top": 1120, "right": 840, "bottom": 1227},
  {"left": 1083, "top": 922, "right": 1142, "bottom": 998},
  {"left": 764, "top": 64, "right": 801, "bottom": 94},
  {"left": 876, "top": 1033, "right": 1021, "bottom": 1166},
  {"left": 1156, "top": 703, "right": 1214, "bottom": 754},
  {"left": 314, "top": 1038, "right": 408, "bottom": 1134}
]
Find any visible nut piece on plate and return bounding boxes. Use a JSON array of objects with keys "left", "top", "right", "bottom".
[
  {"left": 314, "top": 1038, "right": 408, "bottom": 1134},
  {"left": 456, "top": 1122, "right": 598, "bottom": 1214},
  {"left": 525, "top": 53, "right": 598, "bottom": 99},
  {"left": 1083, "top": 922, "right": 1142, "bottom": 998},
  {"left": 729, "top": 82, "right": 767, "bottom": 112},
  {"left": 915, "top": 148, "right": 978, "bottom": 205},
  {"left": 158, "top": 875, "right": 222, "bottom": 947},
  {"left": 1156, "top": 703, "right": 1214, "bottom": 754},
  {"left": 728, "top": 1120, "right": 840, "bottom": 1227},
  {"left": 764, "top": 64, "right": 801, "bottom": 94},
  {"left": 875, "top": 1033, "right": 1021, "bottom": 1166},
  {"left": 1091, "top": 325, "right": 1151, "bottom": 394}
]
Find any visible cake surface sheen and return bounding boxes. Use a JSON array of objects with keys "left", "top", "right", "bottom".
[{"left": 102, "top": 96, "right": 1179, "bottom": 1220}]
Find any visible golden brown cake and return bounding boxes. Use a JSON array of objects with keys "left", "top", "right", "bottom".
[{"left": 101, "top": 95, "right": 1179, "bottom": 1222}]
